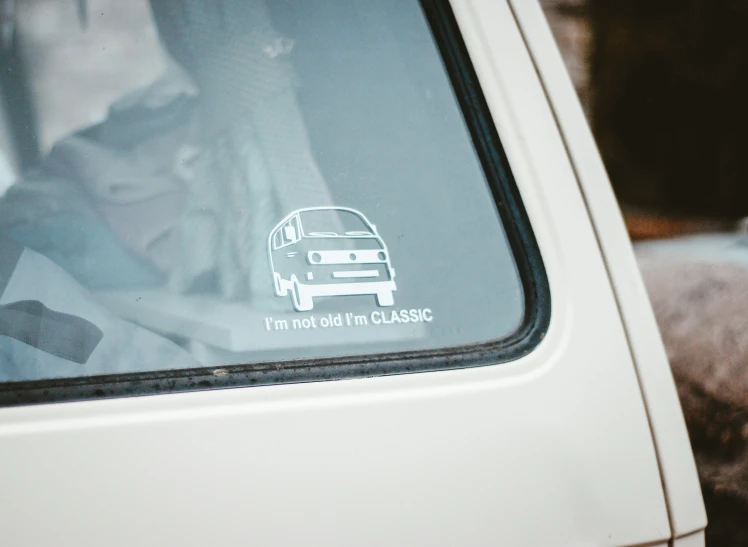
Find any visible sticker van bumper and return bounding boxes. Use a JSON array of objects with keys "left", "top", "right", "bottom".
[{"left": 284, "top": 279, "right": 396, "bottom": 299}]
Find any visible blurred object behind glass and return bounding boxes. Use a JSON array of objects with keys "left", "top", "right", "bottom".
[{"left": 17, "top": 0, "right": 166, "bottom": 153}]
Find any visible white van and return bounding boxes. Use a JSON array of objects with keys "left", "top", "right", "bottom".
[
  {"left": 0, "top": 0, "right": 705, "bottom": 546},
  {"left": 268, "top": 207, "right": 397, "bottom": 311}
]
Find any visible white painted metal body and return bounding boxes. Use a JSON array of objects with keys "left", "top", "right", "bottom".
[{"left": 0, "top": 1, "right": 705, "bottom": 546}]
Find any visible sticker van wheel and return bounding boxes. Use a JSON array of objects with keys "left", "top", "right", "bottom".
[
  {"left": 291, "top": 276, "right": 313, "bottom": 312},
  {"left": 273, "top": 272, "right": 286, "bottom": 296},
  {"left": 376, "top": 290, "right": 394, "bottom": 307}
]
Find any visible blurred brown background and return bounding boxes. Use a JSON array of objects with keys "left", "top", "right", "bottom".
[{"left": 543, "top": 0, "right": 748, "bottom": 239}]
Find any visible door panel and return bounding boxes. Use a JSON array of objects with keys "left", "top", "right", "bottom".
[{"left": 0, "top": 1, "right": 670, "bottom": 546}]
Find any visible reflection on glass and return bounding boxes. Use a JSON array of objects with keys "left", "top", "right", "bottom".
[{"left": 0, "top": 0, "right": 525, "bottom": 384}]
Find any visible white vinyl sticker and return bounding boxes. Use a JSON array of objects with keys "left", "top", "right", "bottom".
[{"left": 268, "top": 207, "right": 397, "bottom": 311}]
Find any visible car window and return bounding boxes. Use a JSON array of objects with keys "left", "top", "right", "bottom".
[{"left": 0, "top": 0, "right": 548, "bottom": 404}]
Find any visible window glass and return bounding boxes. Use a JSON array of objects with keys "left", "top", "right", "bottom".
[
  {"left": 0, "top": 0, "right": 543, "bottom": 395},
  {"left": 300, "top": 209, "right": 371, "bottom": 237}
]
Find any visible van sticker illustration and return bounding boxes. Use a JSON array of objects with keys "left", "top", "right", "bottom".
[{"left": 268, "top": 207, "right": 397, "bottom": 311}]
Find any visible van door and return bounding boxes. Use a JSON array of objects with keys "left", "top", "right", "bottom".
[{"left": 0, "top": 1, "right": 673, "bottom": 546}]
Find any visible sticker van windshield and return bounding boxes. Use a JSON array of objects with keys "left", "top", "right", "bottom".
[
  {"left": 268, "top": 207, "right": 397, "bottom": 312},
  {"left": 263, "top": 308, "right": 433, "bottom": 332}
]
